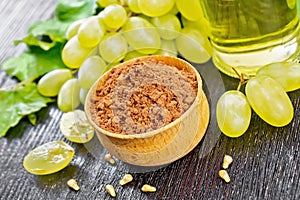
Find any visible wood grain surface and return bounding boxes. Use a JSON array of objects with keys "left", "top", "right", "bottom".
[{"left": 0, "top": 1, "right": 299, "bottom": 200}]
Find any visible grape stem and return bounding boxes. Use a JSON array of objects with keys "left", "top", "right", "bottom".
[
  {"left": 232, "top": 67, "right": 246, "bottom": 91},
  {"left": 127, "top": 12, "right": 133, "bottom": 18},
  {"left": 0, "top": 76, "right": 36, "bottom": 91},
  {"left": 71, "top": 69, "right": 78, "bottom": 76}
]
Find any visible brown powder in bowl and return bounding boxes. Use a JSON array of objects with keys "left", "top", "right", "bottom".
[{"left": 90, "top": 57, "right": 198, "bottom": 135}]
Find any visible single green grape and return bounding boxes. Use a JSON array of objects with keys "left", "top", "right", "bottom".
[
  {"left": 127, "top": 0, "right": 141, "bottom": 13},
  {"left": 122, "top": 16, "right": 161, "bottom": 54},
  {"left": 37, "top": 69, "right": 73, "bottom": 97},
  {"left": 102, "top": 4, "right": 127, "bottom": 29},
  {"left": 23, "top": 141, "right": 74, "bottom": 175},
  {"left": 99, "top": 33, "right": 128, "bottom": 63},
  {"left": 176, "top": 0, "right": 204, "bottom": 21},
  {"left": 78, "top": 55, "right": 107, "bottom": 89},
  {"left": 256, "top": 62, "right": 300, "bottom": 92},
  {"left": 60, "top": 110, "right": 94, "bottom": 143},
  {"left": 62, "top": 36, "right": 94, "bottom": 69},
  {"left": 151, "top": 14, "right": 181, "bottom": 40},
  {"left": 78, "top": 16, "right": 105, "bottom": 48},
  {"left": 155, "top": 39, "right": 177, "bottom": 57},
  {"left": 66, "top": 18, "right": 86, "bottom": 40},
  {"left": 57, "top": 78, "right": 81, "bottom": 112},
  {"left": 138, "top": 0, "right": 175, "bottom": 17},
  {"left": 216, "top": 90, "right": 251, "bottom": 137},
  {"left": 175, "top": 27, "right": 212, "bottom": 63},
  {"left": 245, "top": 75, "right": 294, "bottom": 127}
]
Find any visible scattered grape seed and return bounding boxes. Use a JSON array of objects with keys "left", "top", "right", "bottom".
[
  {"left": 222, "top": 155, "right": 233, "bottom": 169},
  {"left": 218, "top": 170, "right": 230, "bottom": 183},
  {"left": 119, "top": 174, "right": 133, "bottom": 186},
  {"left": 67, "top": 179, "right": 80, "bottom": 191},
  {"left": 105, "top": 184, "right": 116, "bottom": 197},
  {"left": 141, "top": 184, "right": 156, "bottom": 192},
  {"left": 104, "top": 153, "right": 116, "bottom": 165}
]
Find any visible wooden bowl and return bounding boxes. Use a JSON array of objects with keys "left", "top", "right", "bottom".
[{"left": 85, "top": 55, "right": 210, "bottom": 166}]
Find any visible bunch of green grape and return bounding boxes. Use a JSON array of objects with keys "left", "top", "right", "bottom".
[
  {"left": 36, "top": 0, "right": 212, "bottom": 113},
  {"left": 216, "top": 62, "right": 300, "bottom": 138}
]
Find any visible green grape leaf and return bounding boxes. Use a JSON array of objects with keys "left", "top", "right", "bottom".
[
  {"left": 2, "top": 43, "right": 66, "bottom": 81},
  {"left": 0, "top": 83, "right": 53, "bottom": 137},
  {"left": 14, "top": 34, "right": 56, "bottom": 51},
  {"left": 55, "top": 0, "right": 98, "bottom": 22},
  {"left": 16, "top": 0, "right": 97, "bottom": 49},
  {"left": 27, "top": 19, "right": 70, "bottom": 44}
]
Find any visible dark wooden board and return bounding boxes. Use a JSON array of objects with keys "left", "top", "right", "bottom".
[{"left": 0, "top": 1, "right": 299, "bottom": 199}]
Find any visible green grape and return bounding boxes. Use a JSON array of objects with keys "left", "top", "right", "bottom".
[
  {"left": 23, "top": 141, "right": 74, "bottom": 175},
  {"left": 176, "top": 0, "right": 204, "bottom": 21},
  {"left": 62, "top": 36, "right": 94, "bottom": 69},
  {"left": 123, "top": 49, "right": 146, "bottom": 61},
  {"left": 102, "top": 4, "right": 127, "bottom": 29},
  {"left": 156, "top": 39, "right": 177, "bottom": 57},
  {"left": 97, "top": 0, "right": 119, "bottom": 7},
  {"left": 175, "top": 27, "right": 212, "bottom": 63},
  {"left": 78, "top": 16, "right": 105, "bottom": 48},
  {"left": 60, "top": 110, "right": 94, "bottom": 143},
  {"left": 122, "top": 16, "right": 161, "bottom": 54},
  {"left": 127, "top": 0, "right": 141, "bottom": 13},
  {"left": 37, "top": 69, "right": 73, "bottom": 97},
  {"left": 66, "top": 18, "right": 86, "bottom": 40},
  {"left": 99, "top": 33, "right": 128, "bottom": 63},
  {"left": 151, "top": 14, "right": 181, "bottom": 40},
  {"left": 216, "top": 90, "right": 251, "bottom": 138},
  {"left": 256, "top": 62, "right": 300, "bottom": 92},
  {"left": 138, "top": 0, "right": 175, "bottom": 17},
  {"left": 57, "top": 78, "right": 81, "bottom": 112},
  {"left": 79, "top": 88, "right": 88, "bottom": 104},
  {"left": 245, "top": 75, "right": 294, "bottom": 127},
  {"left": 78, "top": 55, "right": 107, "bottom": 89}
]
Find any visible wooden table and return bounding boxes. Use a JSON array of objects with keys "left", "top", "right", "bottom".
[{"left": 1, "top": 0, "right": 299, "bottom": 199}]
